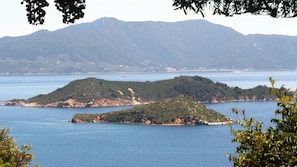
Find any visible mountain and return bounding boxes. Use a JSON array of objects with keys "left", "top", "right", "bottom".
[
  {"left": 71, "top": 97, "right": 231, "bottom": 125},
  {"left": 0, "top": 17, "right": 296, "bottom": 74},
  {"left": 4, "top": 76, "right": 275, "bottom": 108}
]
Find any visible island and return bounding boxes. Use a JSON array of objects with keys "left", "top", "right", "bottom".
[
  {"left": 4, "top": 75, "right": 275, "bottom": 108},
  {"left": 71, "top": 97, "right": 232, "bottom": 125}
]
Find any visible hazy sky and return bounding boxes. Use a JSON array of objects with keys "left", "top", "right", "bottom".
[{"left": 1, "top": 0, "right": 297, "bottom": 38}]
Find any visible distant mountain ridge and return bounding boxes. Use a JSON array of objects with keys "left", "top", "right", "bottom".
[{"left": 0, "top": 17, "right": 296, "bottom": 74}]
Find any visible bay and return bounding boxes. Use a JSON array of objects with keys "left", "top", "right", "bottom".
[{"left": 0, "top": 71, "right": 294, "bottom": 167}]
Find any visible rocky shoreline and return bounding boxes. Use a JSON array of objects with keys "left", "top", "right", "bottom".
[
  {"left": 2, "top": 97, "right": 274, "bottom": 108},
  {"left": 70, "top": 114, "right": 232, "bottom": 126},
  {"left": 3, "top": 98, "right": 150, "bottom": 108}
]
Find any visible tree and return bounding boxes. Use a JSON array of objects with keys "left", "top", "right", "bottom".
[
  {"left": 0, "top": 159, "right": 11, "bottom": 167},
  {"left": 172, "top": 0, "right": 297, "bottom": 18},
  {"left": 227, "top": 78, "right": 297, "bottom": 166},
  {"left": 0, "top": 127, "right": 35, "bottom": 167},
  {"left": 21, "top": 0, "right": 297, "bottom": 25},
  {"left": 21, "top": 0, "right": 86, "bottom": 25}
]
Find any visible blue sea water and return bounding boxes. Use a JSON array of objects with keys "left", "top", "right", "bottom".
[{"left": 0, "top": 71, "right": 295, "bottom": 167}]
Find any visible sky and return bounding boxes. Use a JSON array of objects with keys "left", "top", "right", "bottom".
[{"left": 1, "top": 0, "right": 297, "bottom": 38}]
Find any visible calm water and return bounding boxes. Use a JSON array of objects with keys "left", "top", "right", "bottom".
[{"left": 0, "top": 71, "right": 295, "bottom": 167}]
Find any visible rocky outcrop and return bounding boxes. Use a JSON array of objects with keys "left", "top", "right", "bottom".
[{"left": 3, "top": 100, "right": 27, "bottom": 106}]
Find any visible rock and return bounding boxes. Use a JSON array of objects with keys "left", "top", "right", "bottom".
[
  {"left": 71, "top": 117, "right": 85, "bottom": 123},
  {"left": 144, "top": 120, "right": 152, "bottom": 125},
  {"left": 174, "top": 117, "right": 183, "bottom": 124}
]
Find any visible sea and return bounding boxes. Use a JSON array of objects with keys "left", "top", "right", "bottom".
[{"left": 0, "top": 71, "right": 296, "bottom": 167}]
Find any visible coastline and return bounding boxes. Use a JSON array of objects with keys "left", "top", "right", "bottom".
[
  {"left": 70, "top": 116, "right": 233, "bottom": 126},
  {"left": 2, "top": 98, "right": 275, "bottom": 108}
]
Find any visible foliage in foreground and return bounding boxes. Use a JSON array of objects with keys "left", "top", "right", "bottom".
[
  {"left": 0, "top": 158, "right": 11, "bottom": 167},
  {"left": 228, "top": 78, "right": 297, "bottom": 166},
  {"left": 0, "top": 127, "right": 36, "bottom": 167},
  {"left": 21, "top": 0, "right": 86, "bottom": 25},
  {"left": 20, "top": 0, "right": 297, "bottom": 25},
  {"left": 173, "top": 0, "right": 297, "bottom": 18}
]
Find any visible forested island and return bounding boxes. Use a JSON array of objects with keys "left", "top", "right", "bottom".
[
  {"left": 71, "top": 97, "right": 231, "bottom": 125},
  {"left": 4, "top": 75, "right": 275, "bottom": 108}
]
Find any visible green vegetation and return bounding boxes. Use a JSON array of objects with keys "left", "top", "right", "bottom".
[
  {"left": 0, "top": 158, "right": 11, "bottom": 167},
  {"left": 228, "top": 78, "right": 297, "bottom": 166},
  {"left": 21, "top": 0, "right": 86, "bottom": 25},
  {"left": 72, "top": 97, "right": 230, "bottom": 125},
  {"left": 0, "top": 127, "right": 36, "bottom": 167},
  {"left": 173, "top": 0, "right": 297, "bottom": 18},
  {"left": 20, "top": 0, "right": 297, "bottom": 26},
  {"left": 25, "top": 75, "right": 274, "bottom": 106}
]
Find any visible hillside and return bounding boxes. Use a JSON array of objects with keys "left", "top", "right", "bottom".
[
  {"left": 4, "top": 75, "right": 275, "bottom": 107},
  {"left": 71, "top": 97, "right": 231, "bottom": 125},
  {"left": 0, "top": 17, "right": 297, "bottom": 75}
]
